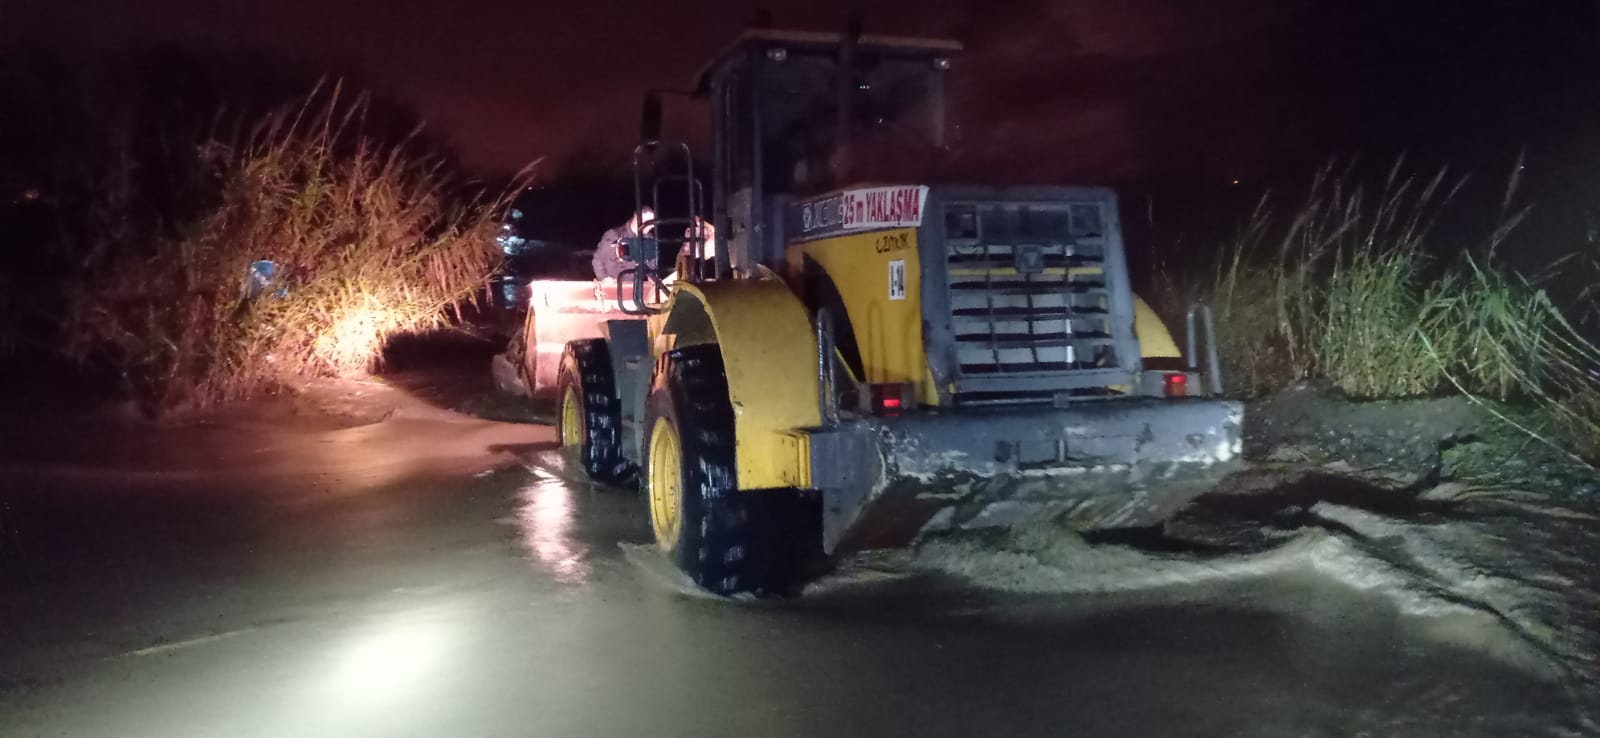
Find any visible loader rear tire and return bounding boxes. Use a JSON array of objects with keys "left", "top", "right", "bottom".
[
  {"left": 556, "top": 339, "right": 635, "bottom": 485},
  {"left": 643, "top": 344, "right": 815, "bottom": 597}
]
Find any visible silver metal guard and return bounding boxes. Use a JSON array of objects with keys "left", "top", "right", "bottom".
[{"left": 806, "top": 397, "right": 1243, "bottom": 553}]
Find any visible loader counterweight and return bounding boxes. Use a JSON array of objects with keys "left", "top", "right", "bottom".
[{"left": 802, "top": 399, "right": 1242, "bottom": 553}]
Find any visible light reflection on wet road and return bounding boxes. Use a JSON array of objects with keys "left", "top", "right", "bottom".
[
  {"left": 518, "top": 470, "right": 592, "bottom": 585},
  {"left": 0, "top": 441, "right": 1587, "bottom": 737}
]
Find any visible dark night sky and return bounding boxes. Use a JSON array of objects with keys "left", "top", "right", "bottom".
[
  {"left": 6, "top": 0, "right": 969, "bottom": 172},
  {"left": 5, "top": 0, "right": 1599, "bottom": 248}
]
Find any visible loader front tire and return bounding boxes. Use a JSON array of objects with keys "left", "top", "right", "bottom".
[
  {"left": 556, "top": 339, "right": 634, "bottom": 485},
  {"left": 643, "top": 344, "right": 813, "bottom": 597}
]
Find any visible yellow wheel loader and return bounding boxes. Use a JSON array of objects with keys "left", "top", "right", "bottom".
[{"left": 550, "top": 28, "right": 1241, "bottom": 596}]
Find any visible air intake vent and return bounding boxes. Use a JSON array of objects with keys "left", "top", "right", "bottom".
[{"left": 943, "top": 202, "right": 1119, "bottom": 377}]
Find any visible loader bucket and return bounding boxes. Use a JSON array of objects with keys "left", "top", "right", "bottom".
[{"left": 514, "top": 280, "right": 662, "bottom": 396}]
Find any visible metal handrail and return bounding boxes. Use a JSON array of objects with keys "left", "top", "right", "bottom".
[
  {"left": 1185, "top": 303, "right": 1224, "bottom": 396},
  {"left": 616, "top": 265, "right": 666, "bottom": 316},
  {"left": 631, "top": 140, "right": 709, "bottom": 291}
]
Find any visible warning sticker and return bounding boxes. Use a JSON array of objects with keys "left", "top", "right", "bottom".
[
  {"left": 888, "top": 259, "right": 907, "bottom": 301},
  {"left": 793, "top": 185, "right": 930, "bottom": 240}
]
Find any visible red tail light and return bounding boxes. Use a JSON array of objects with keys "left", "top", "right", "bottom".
[
  {"left": 1164, "top": 373, "right": 1189, "bottom": 398},
  {"left": 869, "top": 383, "right": 909, "bottom": 416}
]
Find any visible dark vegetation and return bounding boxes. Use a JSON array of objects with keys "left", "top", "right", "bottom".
[
  {"left": 1153, "top": 160, "right": 1600, "bottom": 464},
  {"left": 0, "top": 46, "right": 517, "bottom": 414}
]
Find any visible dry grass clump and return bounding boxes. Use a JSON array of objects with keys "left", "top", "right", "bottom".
[
  {"left": 1436, "top": 255, "right": 1600, "bottom": 457},
  {"left": 61, "top": 84, "right": 507, "bottom": 412},
  {"left": 1306, "top": 165, "right": 1463, "bottom": 397},
  {"left": 1165, "top": 163, "right": 1459, "bottom": 396}
]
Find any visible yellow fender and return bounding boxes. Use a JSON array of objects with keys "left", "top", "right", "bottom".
[
  {"left": 1108, "top": 295, "right": 1183, "bottom": 395},
  {"left": 1134, "top": 295, "right": 1183, "bottom": 360},
  {"left": 657, "top": 280, "right": 820, "bottom": 490}
]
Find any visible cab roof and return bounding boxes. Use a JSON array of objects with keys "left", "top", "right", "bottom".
[{"left": 694, "top": 28, "right": 963, "bottom": 92}]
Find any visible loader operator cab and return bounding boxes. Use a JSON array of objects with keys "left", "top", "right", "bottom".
[
  {"left": 710, "top": 32, "right": 952, "bottom": 196},
  {"left": 623, "top": 29, "right": 956, "bottom": 297},
  {"left": 693, "top": 29, "right": 959, "bottom": 278}
]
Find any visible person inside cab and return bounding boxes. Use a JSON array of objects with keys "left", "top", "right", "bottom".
[
  {"left": 665, "top": 216, "right": 716, "bottom": 284},
  {"left": 592, "top": 207, "right": 656, "bottom": 286}
]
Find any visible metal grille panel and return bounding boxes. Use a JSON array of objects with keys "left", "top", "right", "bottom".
[{"left": 943, "top": 201, "right": 1120, "bottom": 381}]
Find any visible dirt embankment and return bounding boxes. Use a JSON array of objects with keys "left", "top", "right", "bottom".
[{"left": 1240, "top": 382, "right": 1598, "bottom": 496}]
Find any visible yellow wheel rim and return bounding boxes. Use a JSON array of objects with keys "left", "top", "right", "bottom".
[
  {"left": 560, "top": 387, "right": 582, "bottom": 448},
  {"left": 647, "top": 417, "right": 683, "bottom": 551}
]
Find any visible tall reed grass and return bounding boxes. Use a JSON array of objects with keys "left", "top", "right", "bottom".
[
  {"left": 60, "top": 83, "right": 512, "bottom": 412},
  {"left": 1161, "top": 160, "right": 1600, "bottom": 458}
]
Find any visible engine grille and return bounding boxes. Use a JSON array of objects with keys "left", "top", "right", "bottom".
[{"left": 943, "top": 201, "right": 1119, "bottom": 377}]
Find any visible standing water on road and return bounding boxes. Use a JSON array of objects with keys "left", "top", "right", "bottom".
[{"left": 1, "top": 393, "right": 1594, "bottom": 737}]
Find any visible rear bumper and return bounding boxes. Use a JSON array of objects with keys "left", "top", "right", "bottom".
[
  {"left": 880, "top": 398, "right": 1241, "bottom": 474},
  {"left": 804, "top": 398, "right": 1243, "bottom": 552}
]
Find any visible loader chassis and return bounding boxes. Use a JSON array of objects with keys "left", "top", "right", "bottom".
[{"left": 583, "top": 182, "right": 1243, "bottom": 557}]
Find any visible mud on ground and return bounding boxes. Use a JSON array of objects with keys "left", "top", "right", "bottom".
[
  {"left": 901, "top": 384, "right": 1600, "bottom": 726},
  {"left": 1244, "top": 381, "right": 1599, "bottom": 495}
]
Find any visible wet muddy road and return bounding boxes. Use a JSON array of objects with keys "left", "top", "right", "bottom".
[{"left": 0, "top": 409, "right": 1590, "bottom": 737}]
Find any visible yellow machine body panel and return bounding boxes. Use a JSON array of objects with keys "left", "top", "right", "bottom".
[
  {"left": 1093, "top": 295, "right": 1182, "bottom": 396},
  {"left": 653, "top": 280, "right": 821, "bottom": 490},
  {"left": 786, "top": 228, "right": 934, "bottom": 404},
  {"left": 1133, "top": 296, "right": 1182, "bottom": 359}
]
